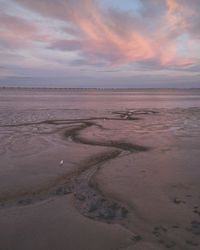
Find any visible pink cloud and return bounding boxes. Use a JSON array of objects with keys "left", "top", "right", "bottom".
[
  {"left": 0, "top": 13, "right": 50, "bottom": 49},
  {"left": 4, "top": 0, "right": 200, "bottom": 68},
  {"left": 175, "top": 57, "right": 198, "bottom": 66}
]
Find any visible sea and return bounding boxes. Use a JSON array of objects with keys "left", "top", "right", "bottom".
[{"left": 0, "top": 88, "right": 200, "bottom": 125}]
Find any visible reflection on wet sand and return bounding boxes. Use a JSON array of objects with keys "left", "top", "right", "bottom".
[
  {"left": 0, "top": 111, "right": 148, "bottom": 225},
  {"left": 0, "top": 100, "right": 200, "bottom": 250}
]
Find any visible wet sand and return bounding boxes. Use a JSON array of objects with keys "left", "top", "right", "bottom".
[{"left": 0, "top": 89, "right": 200, "bottom": 250}]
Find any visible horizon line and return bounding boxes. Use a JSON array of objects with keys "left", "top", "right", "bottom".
[{"left": 1, "top": 86, "right": 200, "bottom": 90}]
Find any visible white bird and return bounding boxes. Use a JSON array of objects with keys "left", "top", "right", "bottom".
[{"left": 60, "top": 160, "right": 64, "bottom": 165}]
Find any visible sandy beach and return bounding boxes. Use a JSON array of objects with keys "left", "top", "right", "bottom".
[
  {"left": 0, "top": 89, "right": 200, "bottom": 250},
  {"left": 1, "top": 0, "right": 200, "bottom": 248}
]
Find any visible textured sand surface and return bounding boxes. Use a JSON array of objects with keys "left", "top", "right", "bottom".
[{"left": 0, "top": 89, "right": 200, "bottom": 250}]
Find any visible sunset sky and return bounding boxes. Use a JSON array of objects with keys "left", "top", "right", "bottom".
[{"left": 0, "top": 0, "right": 200, "bottom": 87}]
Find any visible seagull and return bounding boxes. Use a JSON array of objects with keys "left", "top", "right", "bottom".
[{"left": 60, "top": 160, "right": 64, "bottom": 165}]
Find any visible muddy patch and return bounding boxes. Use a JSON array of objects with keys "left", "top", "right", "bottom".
[{"left": 0, "top": 111, "right": 150, "bottom": 225}]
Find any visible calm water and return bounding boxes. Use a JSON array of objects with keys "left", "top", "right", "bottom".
[
  {"left": 1, "top": 88, "right": 200, "bottom": 155},
  {"left": 1, "top": 88, "right": 200, "bottom": 250},
  {"left": 0, "top": 88, "right": 200, "bottom": 126}
]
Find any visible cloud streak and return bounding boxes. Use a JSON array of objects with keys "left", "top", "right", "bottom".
[
  {"left": 0, "top": 12, "right": 51, "bottom": 49},
  {"left": 0, "top": 0, "right": 200, "bottom": 87},
  {"left": 13, "top": 0, "right": 200, "bottom": 67}
]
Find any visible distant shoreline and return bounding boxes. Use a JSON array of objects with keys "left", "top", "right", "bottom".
[{"left": 0, "top": 86, "right": 200, "bottom": 91}]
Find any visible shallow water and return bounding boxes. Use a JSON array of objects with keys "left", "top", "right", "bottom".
[
  {"left": 0, "top": 88, "right": 200, "bottom": 200},
  {"left": 0, "top": 88, "right": 200, "bottom": 250},
  {"left": 0, "top": 88, "right": 200, "bottom": 156}
]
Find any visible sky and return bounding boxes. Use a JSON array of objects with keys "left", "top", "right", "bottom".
[{"left": 0, "top": 0, "right": 200, "bottom": 88}]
